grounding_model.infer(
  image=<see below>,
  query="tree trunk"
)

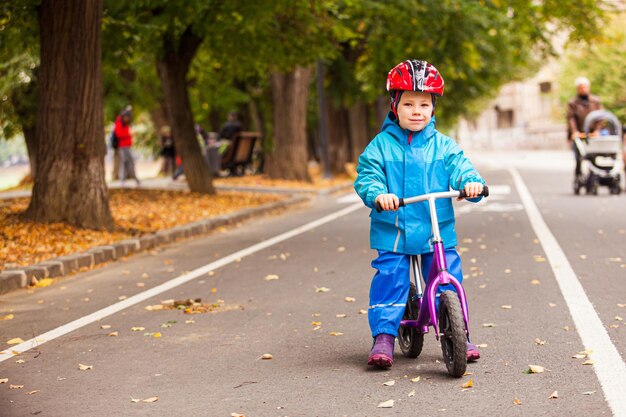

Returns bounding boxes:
[24,0,113,230]
[348,101,370,161]
[11,69,39,180]
[326,99,350,175]
[156,27,214,194]
[375,95,389,129]
[268,66,312,181]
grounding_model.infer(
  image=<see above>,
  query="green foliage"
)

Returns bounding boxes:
[558,12,626,122]
[0,1,39,141]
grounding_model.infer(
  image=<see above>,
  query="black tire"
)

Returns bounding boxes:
[573,177,581,195]
[586,175,598,195]
[398,283,424,358]
[439,291,467,378]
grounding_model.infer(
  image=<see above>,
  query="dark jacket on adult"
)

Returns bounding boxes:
[566,94,602,140]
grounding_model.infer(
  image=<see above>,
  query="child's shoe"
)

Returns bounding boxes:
[367,334,395,367]
[467,342,480,362]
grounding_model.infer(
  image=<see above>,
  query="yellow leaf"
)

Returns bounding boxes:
[482,323,496,328]
[462,379,473,388]
[108,332,118,337]
[0,314,14,321]
[336,314,347,318]
[311,321,322,326]
[383,380,395,386]
[315,287,330,293]
[411,376,421,382]
[329,332,344,336]
[10,384,24,389]
[535,338,546,345]
[528,365,544,373]
[344,297,356,302]
[513,398,522,405]
[7,338,24,345]
[260,353,273,360]
[152,333,161,338]
[100,325,111,329]
[264,274,279,281]
[0,378,8,384]
[78,364,93,371]
[337,246,346,252]
[142,396,159,403]
[531,279,541,285]
[501,305,512,309]
[582,359,595,365]
[26,390,40,395]
[131,327,145,332]
[35,278,54,288]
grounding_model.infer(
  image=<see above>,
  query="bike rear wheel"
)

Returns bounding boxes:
[398,282,424,358]
[439,290,467,377]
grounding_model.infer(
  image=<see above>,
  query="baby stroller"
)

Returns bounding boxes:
[573,109,623,195]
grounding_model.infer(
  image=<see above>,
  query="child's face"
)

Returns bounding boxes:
[397,90,433,132]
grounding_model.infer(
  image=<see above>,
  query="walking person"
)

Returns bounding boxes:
[115,106,140,186]
[566,76,603,179]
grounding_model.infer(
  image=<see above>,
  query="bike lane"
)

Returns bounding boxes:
[0,165,615,416]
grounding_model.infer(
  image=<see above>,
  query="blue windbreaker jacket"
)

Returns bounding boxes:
[354,112,484,255]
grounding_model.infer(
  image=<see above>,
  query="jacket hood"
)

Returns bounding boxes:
[381,111,436,143]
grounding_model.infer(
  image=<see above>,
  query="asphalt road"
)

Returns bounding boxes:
[1,151,625,417]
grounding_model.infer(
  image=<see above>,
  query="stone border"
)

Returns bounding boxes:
[0,195,310,295]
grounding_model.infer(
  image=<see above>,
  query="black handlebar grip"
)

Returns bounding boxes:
[459,185,489,199]
[376,198,405,213]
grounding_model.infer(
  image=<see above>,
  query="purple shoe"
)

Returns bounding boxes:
[368,334,395,368]
[467,342,480,362]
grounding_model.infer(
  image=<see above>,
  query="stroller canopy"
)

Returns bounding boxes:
[583,109,622,135]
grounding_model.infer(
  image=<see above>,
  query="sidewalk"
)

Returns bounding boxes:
[0,174,354,295]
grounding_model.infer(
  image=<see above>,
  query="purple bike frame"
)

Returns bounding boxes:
[397,190,474,340]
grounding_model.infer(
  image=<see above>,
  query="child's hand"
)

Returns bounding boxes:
[375,193,400,211]
[458,182,484,200]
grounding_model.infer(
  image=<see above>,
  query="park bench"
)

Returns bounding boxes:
[220,131,262,176]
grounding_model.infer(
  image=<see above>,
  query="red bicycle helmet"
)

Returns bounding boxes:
[386,60,444,95]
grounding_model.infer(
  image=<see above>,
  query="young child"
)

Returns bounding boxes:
[354,60,485,368]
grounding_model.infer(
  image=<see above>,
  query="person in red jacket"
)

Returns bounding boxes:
[115,106,140,186]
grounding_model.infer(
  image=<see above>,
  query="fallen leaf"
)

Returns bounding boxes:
[344,297,356,302]
[315,287,330,293]
[462,379,473,388]
[145,304,164,311]
[100,325,111,330]
[582,359,595,365]
[329,332,344,336]
[549,303,557,307]
[337,246,346,252]
[513,398,522,405]
[0,314,14,321]
[383,380,395,386]
[35,278,54,288]
[408,390,415,397]
[527,365,544,373]
[582,390,596,395]
[26,390,40,395]
[136,283,145,288]
[534,255,546,262]
[501,305,512,309]
[231,413,245,417]
[335,314,347,318]
[260,354,273,360]
[16,359,24,364]
[482,323,496,328]
[264,274,279,281]
[108,332,118,337]
[7,338,24,345]
[131,327,145,332]
[504,269,511,274]
[476,343,488,348]
[131,398,141,403]
[142,396,159,403]
[615,316,623,321]
[0,378,8,384]
[535,338,546,345]
[531,279,541,285]
[311,321,322,326]
[377,399,394,408]
[78,364,93,371]
[411,376,421,382]
[548,390,558,399]
[10,384,24,389]
[358,309,367,315]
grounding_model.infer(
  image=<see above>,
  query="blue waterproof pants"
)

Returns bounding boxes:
[368,249,464,337]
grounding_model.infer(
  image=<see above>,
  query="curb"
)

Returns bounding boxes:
[0,194,311,296]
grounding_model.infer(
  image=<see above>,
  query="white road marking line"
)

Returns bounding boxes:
[510,167,626,416]
[0,202,364,363]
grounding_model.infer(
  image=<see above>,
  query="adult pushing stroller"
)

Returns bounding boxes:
[573,109,623,195]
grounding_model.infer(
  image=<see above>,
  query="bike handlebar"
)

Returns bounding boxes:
[375,186,489,213]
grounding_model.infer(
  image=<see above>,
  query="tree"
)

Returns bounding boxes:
[24,0,113,230]
[558,11,626,122]
[0,1,40,180]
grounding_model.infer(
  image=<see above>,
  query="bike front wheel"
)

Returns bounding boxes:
[439,290,467,377]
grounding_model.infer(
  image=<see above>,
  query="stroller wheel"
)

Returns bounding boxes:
[586,175,598,195]
[573,178,581,195]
